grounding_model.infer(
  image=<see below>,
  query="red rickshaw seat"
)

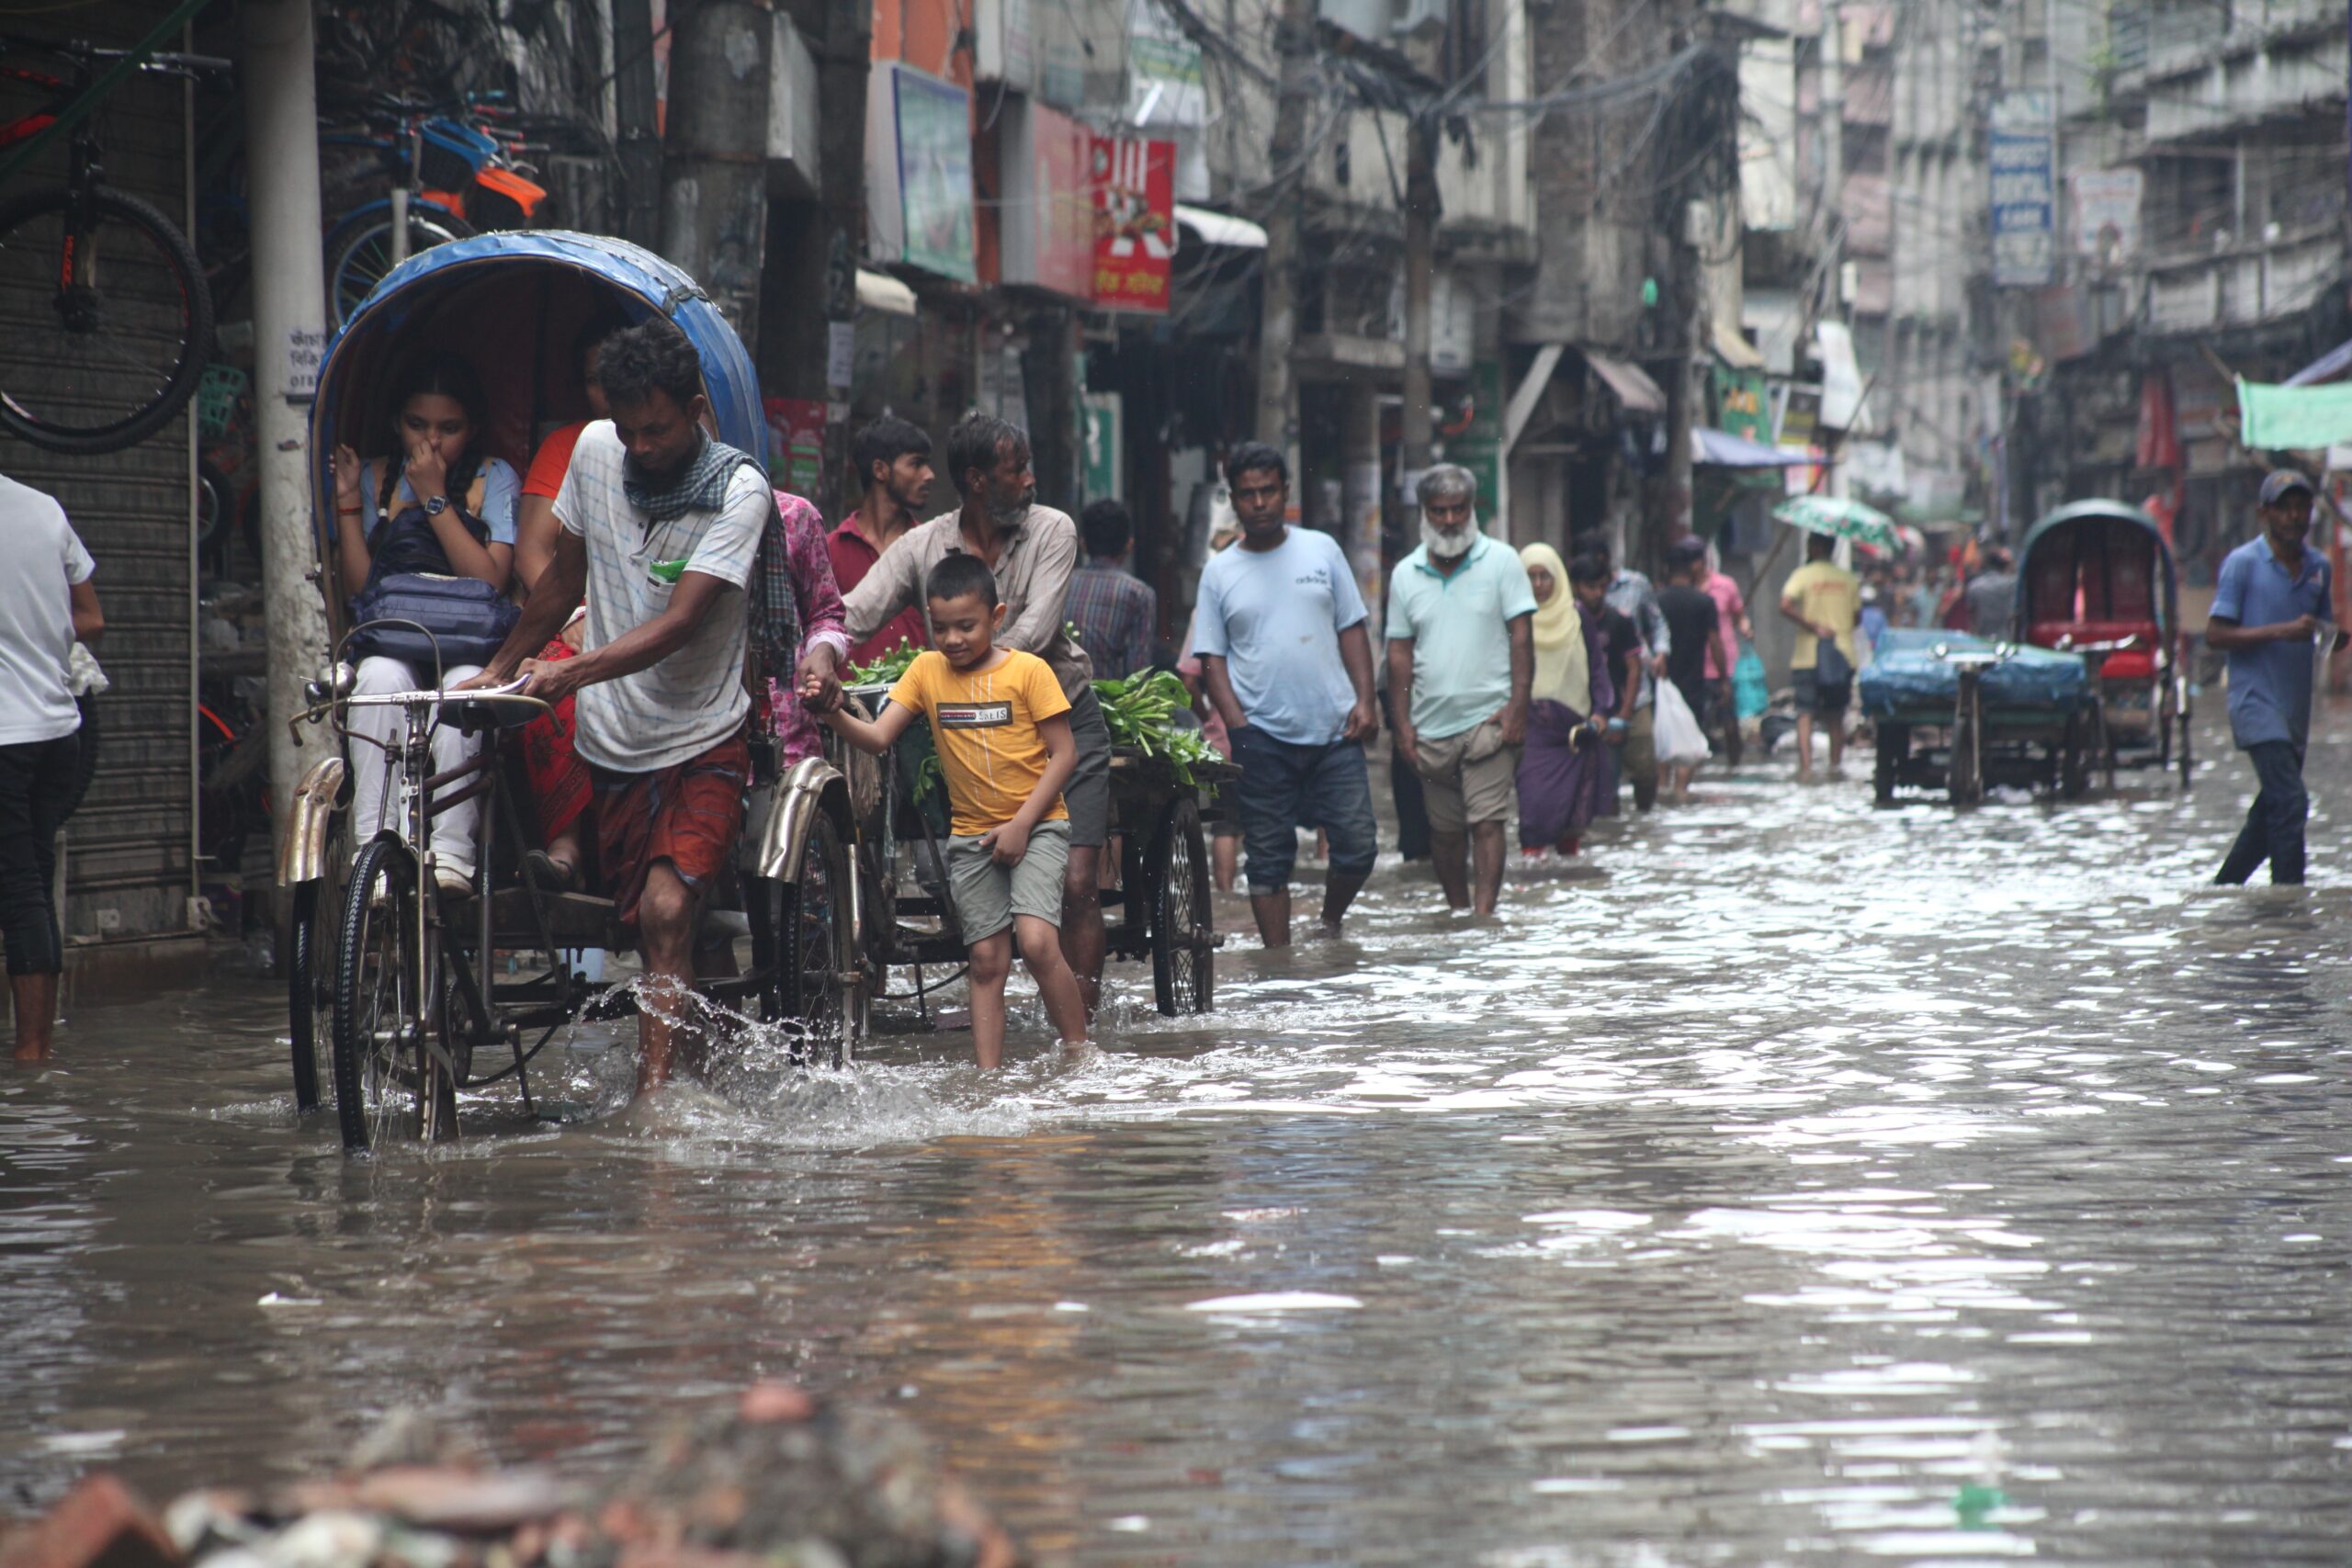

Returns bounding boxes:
[2028,619,2158,679]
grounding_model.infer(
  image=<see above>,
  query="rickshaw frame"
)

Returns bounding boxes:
[2013,499,2193,788]
[271,231,860,1151]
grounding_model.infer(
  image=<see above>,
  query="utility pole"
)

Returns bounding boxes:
[241,0,333,919]
[612,0,662,248]
[1400,116,1438,502]
[661,1,772,346]
[1255,0,1317,453]
[1816,0,1845,499]
[816,0,871,518]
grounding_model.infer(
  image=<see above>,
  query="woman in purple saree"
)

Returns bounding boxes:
[1515,543,1614,854]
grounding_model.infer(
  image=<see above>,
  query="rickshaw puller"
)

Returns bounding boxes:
[469,319,843,1092]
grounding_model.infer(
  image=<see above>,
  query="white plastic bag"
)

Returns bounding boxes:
[1652,679,1710,766]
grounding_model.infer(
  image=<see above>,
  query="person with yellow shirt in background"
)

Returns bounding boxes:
[1777,532,1861,782]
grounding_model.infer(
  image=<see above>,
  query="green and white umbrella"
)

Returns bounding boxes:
[1772,493,1899,552]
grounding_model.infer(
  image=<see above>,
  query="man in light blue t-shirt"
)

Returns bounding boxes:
[1193,443,1379,947]
[1386,464,1535,917]
[2209,469,2342,886]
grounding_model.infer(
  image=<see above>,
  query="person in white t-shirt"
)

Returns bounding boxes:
[0,476,103,1062]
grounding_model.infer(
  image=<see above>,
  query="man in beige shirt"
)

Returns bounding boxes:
[838,413,1113,1010]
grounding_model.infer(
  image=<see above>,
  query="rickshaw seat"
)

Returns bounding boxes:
[2028,619,2158,679]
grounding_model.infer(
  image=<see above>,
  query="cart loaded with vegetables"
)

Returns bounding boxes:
[830,641,1234,1021]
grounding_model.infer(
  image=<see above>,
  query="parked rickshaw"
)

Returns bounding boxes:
[275,231,858,1151]
[1861,629,2098,805]
[831,681,1229,1025]
[2014,500,2192,787]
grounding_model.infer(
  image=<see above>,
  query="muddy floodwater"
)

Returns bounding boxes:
[9,713,2352,1565]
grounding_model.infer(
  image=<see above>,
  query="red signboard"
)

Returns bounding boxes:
[1091,136,1175,314]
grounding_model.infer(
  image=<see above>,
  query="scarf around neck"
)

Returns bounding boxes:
[625,433,754,525]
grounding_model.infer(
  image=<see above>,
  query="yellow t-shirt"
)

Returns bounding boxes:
[1781,559,1861,671]
[888,649,1072,837]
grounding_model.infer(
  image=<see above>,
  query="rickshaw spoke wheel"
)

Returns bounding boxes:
[331,838,433,1151]
[1148,796,1214,1017]
[772,812,857,1066]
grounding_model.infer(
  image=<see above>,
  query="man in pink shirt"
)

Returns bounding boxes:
[1700,543,1751,766]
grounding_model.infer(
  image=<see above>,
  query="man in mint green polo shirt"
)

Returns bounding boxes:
[1386,464,1535,916]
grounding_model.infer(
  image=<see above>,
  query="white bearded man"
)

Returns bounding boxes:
[1385,464,1537,916]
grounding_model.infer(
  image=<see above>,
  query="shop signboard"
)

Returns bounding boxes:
[1001,99,1095,300]
[1991,91,2054,287]
[2072,167,2142,265]
[1091,135,1176,313]
[1082,391,1124,503]
[763,397,828,500]
[866,62,977,284]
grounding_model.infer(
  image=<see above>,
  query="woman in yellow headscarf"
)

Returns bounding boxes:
[1515,543,1612,855]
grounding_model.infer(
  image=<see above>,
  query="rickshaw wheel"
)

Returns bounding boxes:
[287,815,352,1111]
[765,810,860,1066]
[331,838,442,1151]
[1148,795,1214,1017]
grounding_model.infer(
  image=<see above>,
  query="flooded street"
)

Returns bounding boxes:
[10,710,2352,1565]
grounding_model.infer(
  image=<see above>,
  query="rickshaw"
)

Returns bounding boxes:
[2015,500,2193,787]
[831,681,1230,1026]
[275,231,859,1151]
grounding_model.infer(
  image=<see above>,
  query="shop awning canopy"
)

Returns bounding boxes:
[1175,204,1268,249]
[1691,425,1811,468]
[856,268,919,316]
[2287,338,2352,387]
[2239,377,2352,449]
[1580,348,1668,414]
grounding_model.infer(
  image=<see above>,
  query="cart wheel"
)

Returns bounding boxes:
[1873,724,1906,805]
[765,810,862,1066]
[330,837,451,1150]
[1148,796,1214,1017]
[2177,680,2195,787]
[2061,711,2088,800]
[1949,694,1984,807]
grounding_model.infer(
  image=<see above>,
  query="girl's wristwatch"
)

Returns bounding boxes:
[424,494,449,516]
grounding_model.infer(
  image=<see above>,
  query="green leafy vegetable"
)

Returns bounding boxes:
[1094,670,1220,784]
[846,637,921,687]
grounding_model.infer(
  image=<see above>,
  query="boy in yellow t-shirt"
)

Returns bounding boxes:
[811,553,1087,1067]
[1777,532,1861,780]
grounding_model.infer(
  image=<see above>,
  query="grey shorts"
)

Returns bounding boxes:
[1063,681,1111,850]
[1792,666,1850,716]
[1413,716,1521,832]
[946,818,1070,943]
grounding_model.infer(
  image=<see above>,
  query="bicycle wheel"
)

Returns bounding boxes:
[762,811,861,1066]
[324,203,473,329]
[0,184,214,455]
[330,837,452,1150]
[1148,795,1214,1017]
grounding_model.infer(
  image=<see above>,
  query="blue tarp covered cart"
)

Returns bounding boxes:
[1859,629,2096,805]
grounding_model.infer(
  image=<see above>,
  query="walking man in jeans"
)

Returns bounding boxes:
[1193,442,1379,947]
[2211,470,2341,886]
[0,473,103,1061]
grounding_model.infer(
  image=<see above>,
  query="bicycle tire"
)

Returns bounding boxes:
[331,835,435,1151]
[324,202,473,329]
[0,184,214,455]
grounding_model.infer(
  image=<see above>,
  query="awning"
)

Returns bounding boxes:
[2239,377,2352,449]
[2288,337,2352,386]
[1175,204,1268,250]
[1581,349,1667,414]
[1711,319,1765,370]
[1691,425,1812,468]
[856,268,918,317]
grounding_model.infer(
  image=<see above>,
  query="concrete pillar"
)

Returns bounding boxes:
[662,1,772,345]
[240,0,334,905]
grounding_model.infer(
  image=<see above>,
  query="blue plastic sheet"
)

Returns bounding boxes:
[1858,628,2092,717]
